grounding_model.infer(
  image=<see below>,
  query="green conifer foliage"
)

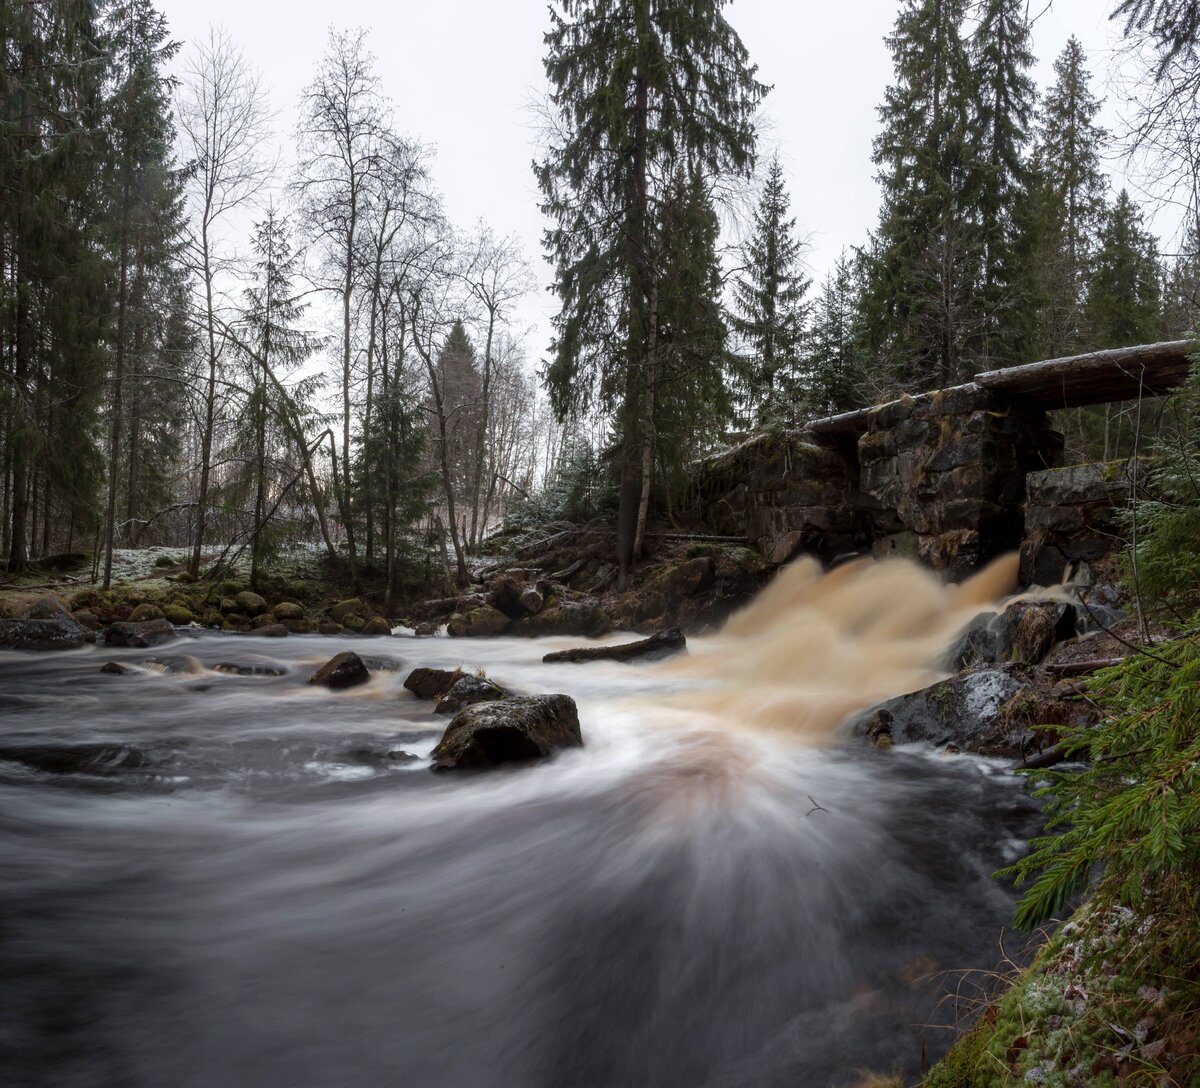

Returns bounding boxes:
[863,0,978,390]
[1027,36,1108,359]
[537,0,767,583]
[1086,190,1162,349]
[969,0,1036,366]
[730,156,810,425]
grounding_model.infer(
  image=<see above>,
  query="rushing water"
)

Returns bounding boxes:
[1,559,1042,1088]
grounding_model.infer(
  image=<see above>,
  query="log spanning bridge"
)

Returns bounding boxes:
[696,341,1197,584]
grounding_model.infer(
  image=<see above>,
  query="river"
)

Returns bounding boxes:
[0,559,1041,1087]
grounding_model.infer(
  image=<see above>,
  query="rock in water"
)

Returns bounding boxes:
[361,616,392,636]
[0,613,87,651]
[542,628,687,664]
[446,605,510,638]
[104,619,177,649]
[948,600,1077,670]
[430,695,582,771]
[855,668,1027,751]
[251,624,289,638]
[309,651,370,689]
[403,667,459,700]
[436,675,509,714]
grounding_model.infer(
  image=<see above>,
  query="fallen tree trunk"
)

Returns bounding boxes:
[542,628,686,665]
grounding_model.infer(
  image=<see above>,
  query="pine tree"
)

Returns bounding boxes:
[1086,190,1162,349]
[863,0,979,390]
[1028,37,1108,359]
[537,0,767,585]
[1161,220,1200,338]
[730,156,810,425]
[969,0,1036,366]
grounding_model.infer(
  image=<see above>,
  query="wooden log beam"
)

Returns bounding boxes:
[975,340,1196,409]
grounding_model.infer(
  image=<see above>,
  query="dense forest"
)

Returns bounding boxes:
[2,0,1197,596]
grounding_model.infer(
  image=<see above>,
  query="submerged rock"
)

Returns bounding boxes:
[0,742,149,775]
[213,662,288,677]
[251,624,289,638]
[100,661,131,675]
[431,694,582,771]
[309,651,370,689]
[542,628,687,664]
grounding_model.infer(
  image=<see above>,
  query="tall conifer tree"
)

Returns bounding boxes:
[730,156,809,425]
[537,0,767,585]
[969,0,1036,365]
[864,0,978,390]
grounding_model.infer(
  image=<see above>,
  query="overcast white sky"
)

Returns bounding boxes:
[158,0,1136,368]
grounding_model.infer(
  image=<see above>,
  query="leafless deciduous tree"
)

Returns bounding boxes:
[177,26,271,577]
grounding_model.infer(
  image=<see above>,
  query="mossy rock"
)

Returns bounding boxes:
[286,580,309,600]
[203,611,224,628]
[129,603,164,622]
[221,581,245,596]
[274,601,304,620]
[219,597,239,614]
[173,571,196,584]
[162,604,194,626]
[250,612,276,628]
[330,598,365,624]
[361,616,392,636]
[342,613,367,631]
[153,555,175,568]
[318,621,344,635]
[72,610,100,630]
[235,590,268,615]
[282,618,318,634]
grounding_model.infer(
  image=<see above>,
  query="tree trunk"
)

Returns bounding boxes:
[190,223,218,578]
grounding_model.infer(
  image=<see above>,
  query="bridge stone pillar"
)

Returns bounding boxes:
[858,384,1061,580]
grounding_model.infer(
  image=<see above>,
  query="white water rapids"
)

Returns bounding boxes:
[0,557,1041,1087]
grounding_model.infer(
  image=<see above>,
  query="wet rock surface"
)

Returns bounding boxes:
[430,694,582,771]
[435,675,510,714]
[403,666,459,701]
[103,618,177,649]
[308,651,371,690]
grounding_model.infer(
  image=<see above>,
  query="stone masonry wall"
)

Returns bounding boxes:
[857,384,1062,579]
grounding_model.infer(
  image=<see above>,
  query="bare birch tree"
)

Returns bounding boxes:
[177,26,271,577]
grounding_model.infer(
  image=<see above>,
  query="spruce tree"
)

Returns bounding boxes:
[1086,189,1162,349]
[99,0,184,587]
[800,251,869,417]
[864,0,979,390]
[1028,36,1108,359]
[537,0,767,585]
[235,209,322,587]
[730,156,809,426]
[969,0,1036,366]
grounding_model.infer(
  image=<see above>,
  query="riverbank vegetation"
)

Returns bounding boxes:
[3,0,1199,599]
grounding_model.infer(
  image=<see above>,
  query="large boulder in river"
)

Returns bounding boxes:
[361,616,392,636]
[431,695,582,771]
[309,650,370,689]
[447,605,510,638]
[104,618,177,648]
[855,668,1028,752]
[948,600,1077,670]
[512,597,611,638]
[543,628,686,664]
[0,611,87,651]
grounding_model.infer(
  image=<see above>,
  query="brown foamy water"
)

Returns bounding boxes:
[665,553,1020,738]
